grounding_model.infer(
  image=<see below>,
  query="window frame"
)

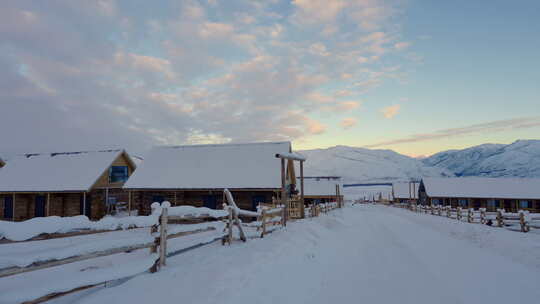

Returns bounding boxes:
[109,166,129,183]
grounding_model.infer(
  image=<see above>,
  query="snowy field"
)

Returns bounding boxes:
[14,204,535,304]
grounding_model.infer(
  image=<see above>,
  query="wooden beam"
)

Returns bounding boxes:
[46,193,50,217]
[0,242,154,278]
[275,152,306,161]
[280,158,287,224]
[82,192,86,216]
[128,191,132,215]
[12,193,15,221]
[300,161,305,218]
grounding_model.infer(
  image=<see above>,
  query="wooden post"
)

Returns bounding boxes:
[105,188,109,214]
[128,191,132,215]
[228,206,233,244]
[12,193,15,221]
[519,211,530,232]
[280,158,287,224]
[261,209,267,237]
[159,207,168,267]
[300,160,305,218]
[82,192,86,217]
[174,191,177,206]
[46,193,50,217]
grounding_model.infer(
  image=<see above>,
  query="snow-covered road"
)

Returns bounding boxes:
[62,205,540,304]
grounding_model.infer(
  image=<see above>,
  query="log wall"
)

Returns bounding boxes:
[131,190,275,215]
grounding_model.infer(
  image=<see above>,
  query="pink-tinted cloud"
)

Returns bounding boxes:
[340,117,358,129]
[381,104,401,119]
[364,116,540,148]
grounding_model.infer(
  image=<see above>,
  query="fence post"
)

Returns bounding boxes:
[228,206,233,244]
[519,211,530,232]
[159,206,168,267]
[261,209,267,237]
[480,208,486,224]
[496,209,504,227]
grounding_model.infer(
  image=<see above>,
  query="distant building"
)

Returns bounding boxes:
[0,150,136,221]
[303,176,341,181]
[123,142,299,214]
[418,177,540,212]
[301,178,342,205]
[392,182,419,204]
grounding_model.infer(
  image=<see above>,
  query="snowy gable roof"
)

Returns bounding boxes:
[302,179,340,196]
[124,142,292,189]
[392,182,419,199]
[421,177,540,199]
[0,150,130,192]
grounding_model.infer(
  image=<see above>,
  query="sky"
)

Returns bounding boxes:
[1,0,539,158]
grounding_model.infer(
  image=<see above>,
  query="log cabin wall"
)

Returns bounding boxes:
[92,152,136,189]
[131,189,276,215]
[424,196,540,213]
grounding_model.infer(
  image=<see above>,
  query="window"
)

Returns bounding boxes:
[487,200,500,208]
[107,196,117,206]
[152,196,165,204]
[109,166,128,183]
[432,199,441,205]
[459,199,468,207]
[519,200,532,209]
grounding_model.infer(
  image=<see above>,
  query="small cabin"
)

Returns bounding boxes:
[123,142,299,214]
[418,177,540,212]
[0,150,136,221]
[301,178,342,205]
[392,182,419,204]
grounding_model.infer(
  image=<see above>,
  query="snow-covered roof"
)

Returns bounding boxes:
[302,179,340,196]
[124,142,292,189]
[421,177,540,199]
[392,182,419,199]
[0,150,133,192]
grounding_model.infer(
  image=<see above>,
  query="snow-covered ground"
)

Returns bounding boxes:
[28,204,540,304]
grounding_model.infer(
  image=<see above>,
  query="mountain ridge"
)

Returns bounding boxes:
[299,139,540,183]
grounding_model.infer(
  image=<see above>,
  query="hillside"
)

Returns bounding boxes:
[423,140,540,178]
[298,140,540,183]
[298,145,453,184]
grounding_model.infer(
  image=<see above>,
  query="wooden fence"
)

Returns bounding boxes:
[406,204,540,233]
[1,189,341,303]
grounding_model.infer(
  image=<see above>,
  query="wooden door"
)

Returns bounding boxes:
[35,195,46,217]
[203,195,217,209]
[4,196,13,219]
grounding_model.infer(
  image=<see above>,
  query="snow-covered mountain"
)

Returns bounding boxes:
[422,140,540,178]
[298,145,453,184]
[298,140,540,183]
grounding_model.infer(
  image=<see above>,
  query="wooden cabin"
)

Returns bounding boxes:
[418,177,540,212]
[302,178,342,205]
[123,142,300,214]
[0,150,137,221]
[392,182,419,204]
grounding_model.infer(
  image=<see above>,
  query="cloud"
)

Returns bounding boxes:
[0,0,410,155]
[394,42,411,50]
[364,116,540,148]
[381,104,401,119]
[305,117,327,135]
[340,117,358,129]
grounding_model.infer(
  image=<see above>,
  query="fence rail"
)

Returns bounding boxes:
[2,190,345,303]
[404,203,540,233]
